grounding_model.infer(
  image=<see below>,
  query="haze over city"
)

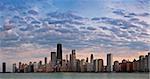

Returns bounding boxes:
[0,0,150,72]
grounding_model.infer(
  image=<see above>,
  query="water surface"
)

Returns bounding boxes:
[0,73,149,79]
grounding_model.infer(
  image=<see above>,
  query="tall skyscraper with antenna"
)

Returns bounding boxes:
[57,43,62,65]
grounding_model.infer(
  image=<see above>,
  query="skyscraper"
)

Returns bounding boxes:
[72,50,76,71]
[98,59,104,72]
[28,62,34,72]
[86,57,89,63]
[90,54,94,72]
[80,59,85,72]
[72,50,76,65]
[69,54,72,71]
[44,57,47,65]
[57,43,62,65]
[76,59,81,72]
[132,59,137,72]
[139,55,144,72]
[33,62,38,72]
[107,53,113,72]
[2,62,6,73]
[51,52,56,67]
[148,52,150,71]
[93,59,98,72]
[144,55,148,72]
[113,61,120,72]
[38,61,42,69]
[121,59,127,72]
[12,63,17,73]
[90,54,94,63]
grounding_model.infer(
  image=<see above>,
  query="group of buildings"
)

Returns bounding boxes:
[1,43,150,73]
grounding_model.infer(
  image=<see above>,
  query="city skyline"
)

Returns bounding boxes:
[0,43,150,72]
[0,0,150,72]
[0,43,149,72]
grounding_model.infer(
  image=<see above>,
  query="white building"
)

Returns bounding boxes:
[94,59,99,72]
[12,63,17,73]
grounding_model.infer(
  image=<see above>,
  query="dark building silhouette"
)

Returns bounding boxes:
[44,57,47,65]
[30,64,34,72]
[57,43,62,65]
[113,61,120,72]
[90,54,94,63]
[38,60,42,69]
[120,59,127,72]
[69,54,72,71]
[86,57,88,63]
[2,62,6,73]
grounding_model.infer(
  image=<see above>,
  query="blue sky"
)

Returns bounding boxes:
[0,0,150,71]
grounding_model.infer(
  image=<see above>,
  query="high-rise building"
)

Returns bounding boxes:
[12,63,17,73]
[28,62,34,72]
[93,59,98,72]
[148,52,150,71]
[139,55,144,72]
[69,54,72,71]
[57,43,62,65]
[86,62,91,72]
[72,50,76,62]
[61,60,67,72]
[126,61,133,72]
[107,53,113,72]
[76,59,81,72]
[132,59,137,72]
[72,50,76,71]
[144,55,148,72]
[2,62,6,73]
[38,61,42,69]
[44,57,47,65]
[90,54,94,63]
[24,64,28,73]
[121,59,127,72]
[90,54,94,72]
[98,59,104,72]
[51,52,56,67]
[113,61,119,72]
[19,62,21,72]
[80,59,85,72]
[86,62,94,72]
[86,57,89,63]
[33,62,38,72]
[136,60,140,71]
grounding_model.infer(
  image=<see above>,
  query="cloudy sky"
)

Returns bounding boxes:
[0,0,150,71]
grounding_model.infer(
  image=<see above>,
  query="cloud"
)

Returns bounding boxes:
[87,27,96,30]
[0,10,149,52]
[112,9,126,16]
[28,9,39,15]
[112,9,150,18]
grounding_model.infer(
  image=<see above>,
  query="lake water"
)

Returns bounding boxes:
[0,73,149,79]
